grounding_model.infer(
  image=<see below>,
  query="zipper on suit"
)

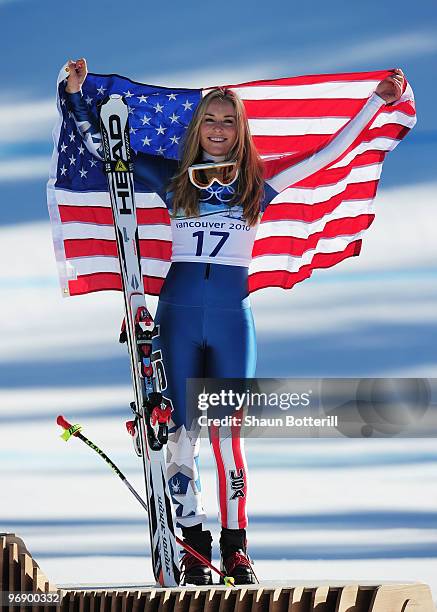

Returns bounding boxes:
[204,263,210,279]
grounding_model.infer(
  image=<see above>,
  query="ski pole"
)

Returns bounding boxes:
[56,415,235,586]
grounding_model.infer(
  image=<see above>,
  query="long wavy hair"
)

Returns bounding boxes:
[169,88,264,227]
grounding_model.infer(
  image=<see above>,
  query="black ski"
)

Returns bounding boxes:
[99,94,180,586]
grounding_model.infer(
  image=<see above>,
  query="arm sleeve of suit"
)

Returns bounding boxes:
[265,92,385,193]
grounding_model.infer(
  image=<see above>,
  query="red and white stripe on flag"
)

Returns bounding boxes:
[51,189,172,296]
[233,70,416,292]
[51,69,415,297]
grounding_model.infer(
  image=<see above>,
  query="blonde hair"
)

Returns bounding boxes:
[169,88,264,227]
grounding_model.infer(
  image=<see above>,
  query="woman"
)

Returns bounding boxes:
[65,59,404,585]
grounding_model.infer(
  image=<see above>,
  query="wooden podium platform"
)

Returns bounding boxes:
[1,534,435,611]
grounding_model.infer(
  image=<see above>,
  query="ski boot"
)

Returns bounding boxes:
[180,526,213,586]
[220,527,256,585]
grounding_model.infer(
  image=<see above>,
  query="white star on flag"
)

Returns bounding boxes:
[96,86,107,95]
[156,146,166,155]
[182,100,194,111]
[166,93,177,100]
[123,90,134,98]
[156,125,166,135]
[69,131,76,142]
[60,143,67,153]
[78,144,85,155]
[141,136,151,146]
[69,155,76,165]
[85,96,93,105]
[79,168,88,178]
[60,165,67,176]
[141,115,151,125]
[137,94,148,103]
[169,112,180,124]
[170,135,180,144]
[154,102,164,113]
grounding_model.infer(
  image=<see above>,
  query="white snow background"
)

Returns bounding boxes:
[0,0,436,604]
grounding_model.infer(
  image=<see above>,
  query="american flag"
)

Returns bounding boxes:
[47,66,416,297]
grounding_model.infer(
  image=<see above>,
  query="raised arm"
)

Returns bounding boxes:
[65,59,103,159]
[64,58,178,198]
[266,69,405,193]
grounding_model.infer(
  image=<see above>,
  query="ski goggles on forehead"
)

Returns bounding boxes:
[188,161,239,189]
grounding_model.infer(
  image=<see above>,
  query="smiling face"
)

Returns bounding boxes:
[199,98,238,158]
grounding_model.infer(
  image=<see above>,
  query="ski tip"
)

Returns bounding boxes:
[224,576,235,588]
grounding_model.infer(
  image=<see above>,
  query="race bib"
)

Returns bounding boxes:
[171,214,258,267]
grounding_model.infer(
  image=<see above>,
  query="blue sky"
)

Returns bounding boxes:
[1,0,436,102]
[1,0,436,227]
[1,0,436,225]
